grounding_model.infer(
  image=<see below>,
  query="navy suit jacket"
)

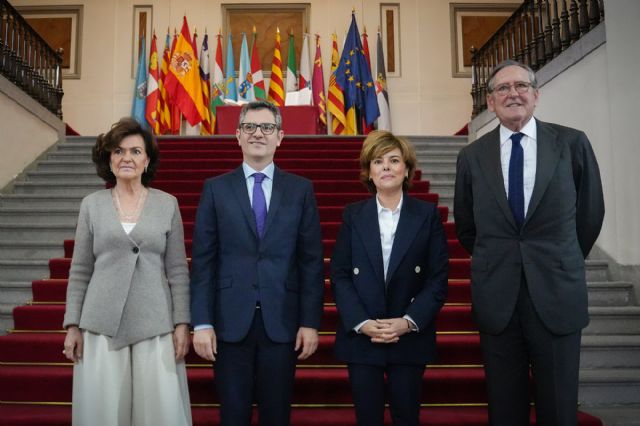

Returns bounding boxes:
[330,195,449,366]
[454,119,604,335]
[190,166,324,343]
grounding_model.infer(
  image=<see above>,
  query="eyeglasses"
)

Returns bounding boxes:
[239,122,278,135]
[492,82,533,96]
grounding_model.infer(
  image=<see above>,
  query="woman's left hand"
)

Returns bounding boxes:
[173,323,190,361]
[370,318,412,344]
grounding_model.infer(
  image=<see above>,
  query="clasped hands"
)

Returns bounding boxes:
[360,318,411,344]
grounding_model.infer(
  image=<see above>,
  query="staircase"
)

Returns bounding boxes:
[0,134,632,424]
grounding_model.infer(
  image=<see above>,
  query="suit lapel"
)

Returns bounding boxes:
[385,196,423,285]
[229,166,259,239]
[525,120,561,224]
[477,127,518,229]
[263,167,284,237]
[352,198,385,285]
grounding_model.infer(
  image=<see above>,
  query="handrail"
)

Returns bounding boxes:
[470,0,603,118]
[0,0,64,119]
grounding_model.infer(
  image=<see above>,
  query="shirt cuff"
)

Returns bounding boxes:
[353,319,370,333]
[403,315,419,332]
[194,324,214,331]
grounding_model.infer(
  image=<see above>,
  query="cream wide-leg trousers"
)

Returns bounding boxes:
[72,330,192,426]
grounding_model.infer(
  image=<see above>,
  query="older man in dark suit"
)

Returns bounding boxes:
[190,101,324,426]
[454,60,604,425]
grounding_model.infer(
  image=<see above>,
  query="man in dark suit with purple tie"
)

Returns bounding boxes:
[454,60,604,425]
[190,101,324,426]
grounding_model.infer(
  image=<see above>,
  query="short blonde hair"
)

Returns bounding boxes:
[359,131,417,194]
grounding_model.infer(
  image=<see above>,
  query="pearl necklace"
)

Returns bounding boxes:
[113,187,146,222]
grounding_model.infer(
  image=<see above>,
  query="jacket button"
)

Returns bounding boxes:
[132,247,139,254]
[415,266,421,273]
[353,267,359,275]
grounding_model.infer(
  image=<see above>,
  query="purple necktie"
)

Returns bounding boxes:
[508,132,525,229]
[252,173,267,238]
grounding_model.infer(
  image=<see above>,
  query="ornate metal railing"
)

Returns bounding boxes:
[1,0,64,118]
[471,0,603,117]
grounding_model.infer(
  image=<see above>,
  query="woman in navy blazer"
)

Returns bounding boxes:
[330,131,449,426]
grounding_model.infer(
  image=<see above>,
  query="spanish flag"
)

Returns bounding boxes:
[164,16,207,126]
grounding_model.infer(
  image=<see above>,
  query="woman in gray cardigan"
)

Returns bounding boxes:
[62,118,192,425]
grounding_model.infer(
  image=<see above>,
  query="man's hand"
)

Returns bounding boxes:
[193,328,217,361]
[173,323,191,361]
[295,327,319,360]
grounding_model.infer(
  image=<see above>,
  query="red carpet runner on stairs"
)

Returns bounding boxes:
[0,136,601,425]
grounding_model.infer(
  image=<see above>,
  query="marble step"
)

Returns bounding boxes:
[587,281,636,307]
[0,208,80,225]
[0,281,33,305]
[0,194,84,209]
[579,368,640,406]
[584,307,640,335]
[12,181,103,196]
[0,240,65,260]
[0,259,49,282]
[580,335,640,369]
[0,223,76,242]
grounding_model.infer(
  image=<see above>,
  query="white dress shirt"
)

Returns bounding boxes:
[377,194,403,280]
[499,117,537,216]
[242,162,275,209]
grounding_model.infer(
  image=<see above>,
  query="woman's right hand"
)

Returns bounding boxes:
[63,326,84,363]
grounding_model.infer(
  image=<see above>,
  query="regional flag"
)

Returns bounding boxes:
[327,32,346,135]
[361,28,374,134]
[267,28,285,106]
[164,17,207,126]
[199,33,213,135]
[335,13,379,133]
[224,34,238,101]
[158,31,172,134]
[145,34,160,134]
[299,33,311,91]
[238,33,255,102]
[375,31,391,131]
[251,27,266,100]
[311,34,327,130]
[210,32,225,133]
[131,36,148,129]
[285,32,298,94]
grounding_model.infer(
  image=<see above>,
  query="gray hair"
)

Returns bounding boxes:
[487,60,538,93]
[238,101,282,129]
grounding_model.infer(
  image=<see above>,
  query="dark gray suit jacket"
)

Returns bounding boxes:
[454,119,604,335]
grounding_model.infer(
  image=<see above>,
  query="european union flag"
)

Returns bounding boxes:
[335,13,379,133]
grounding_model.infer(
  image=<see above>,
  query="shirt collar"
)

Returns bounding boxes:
[499,116,537,147]
[376,193,403,215]
[242,162,275,180]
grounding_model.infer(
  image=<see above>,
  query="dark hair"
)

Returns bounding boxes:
[486,59,538,93]
[238,100,283,129]
[359,131,417,194]
[92,117,159,186]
